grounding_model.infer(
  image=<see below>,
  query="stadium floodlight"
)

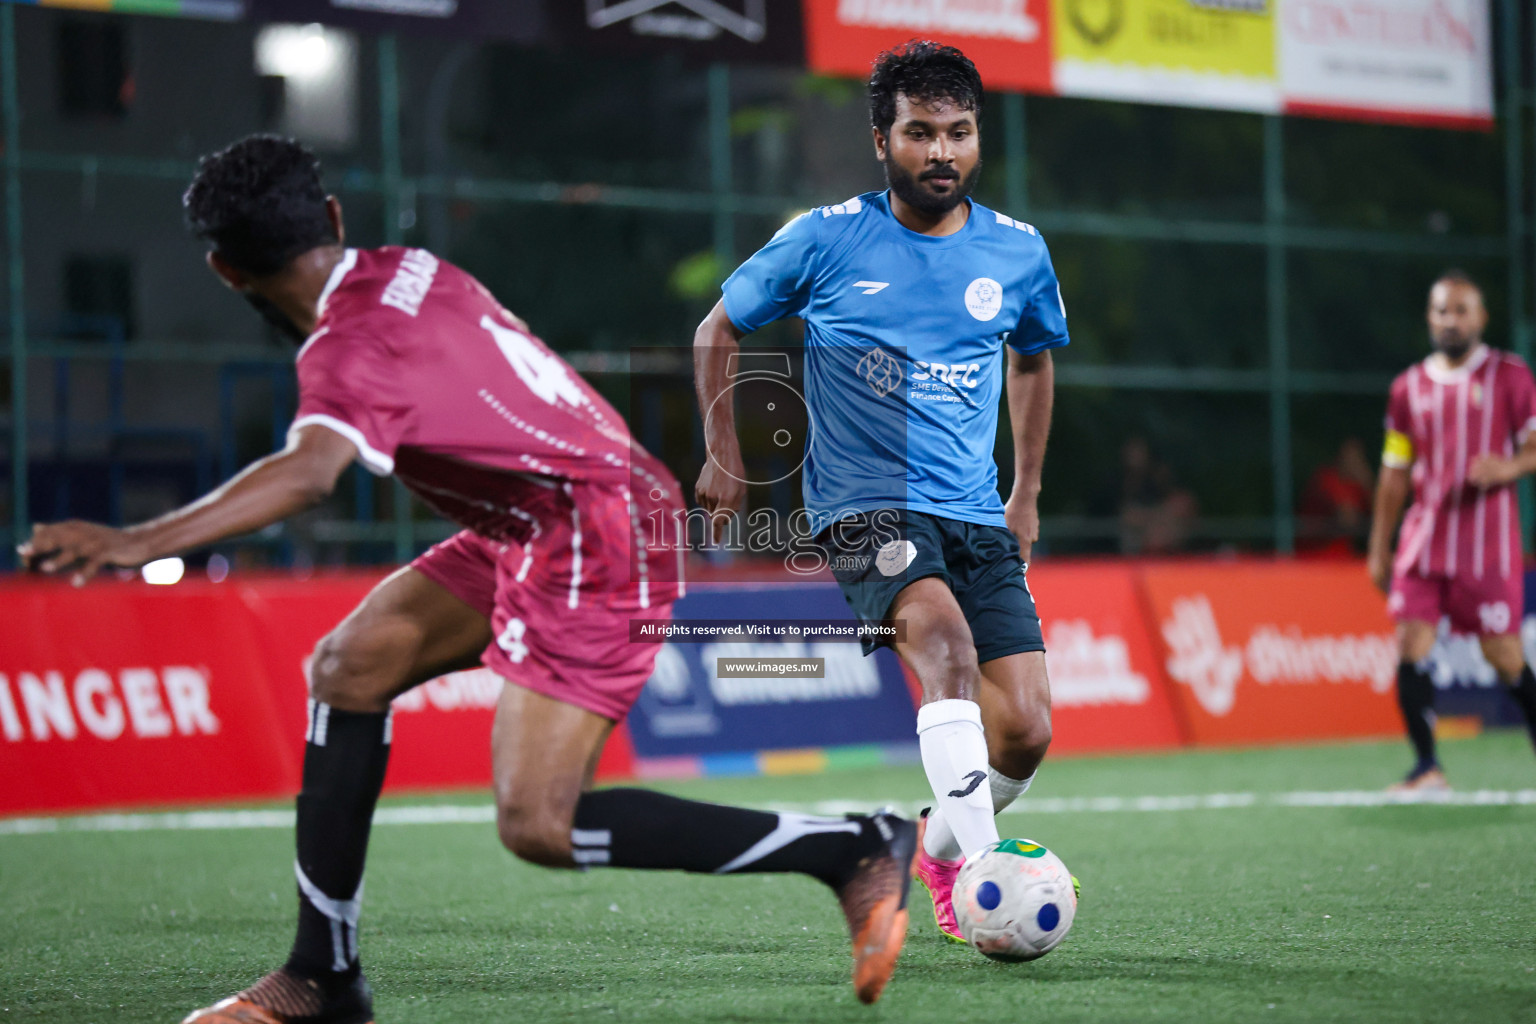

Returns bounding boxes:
[141,557,185,586]
[255,24,336,82]
[252,23,358,149]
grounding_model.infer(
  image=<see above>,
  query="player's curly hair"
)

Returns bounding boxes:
[868,40,984,136]
[183,135,337,277]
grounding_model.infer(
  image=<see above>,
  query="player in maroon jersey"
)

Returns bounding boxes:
[1367,270,1536,791]
[18,136,916,1021]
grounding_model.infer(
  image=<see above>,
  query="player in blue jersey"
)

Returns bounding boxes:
[693,41,1069,943]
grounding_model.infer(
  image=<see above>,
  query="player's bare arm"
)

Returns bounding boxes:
[1004,348,1054,565]
[19,424,357,586]
[692,299,748,541]
[1467,431,1536,488]
[1366,463,1411,593]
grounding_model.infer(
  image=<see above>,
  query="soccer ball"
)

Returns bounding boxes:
[954,838,1077,962]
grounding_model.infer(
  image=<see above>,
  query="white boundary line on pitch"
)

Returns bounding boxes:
[2,788,1534,837]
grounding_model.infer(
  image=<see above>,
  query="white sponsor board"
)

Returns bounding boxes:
[1280,0,1493,125]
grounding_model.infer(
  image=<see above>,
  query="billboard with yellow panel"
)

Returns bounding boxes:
[1053,0,1280,112]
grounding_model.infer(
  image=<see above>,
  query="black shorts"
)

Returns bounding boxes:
[817,508,1045,662]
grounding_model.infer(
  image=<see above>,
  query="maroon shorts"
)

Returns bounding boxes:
[1387,568,1523,635]
[411,492,678,720]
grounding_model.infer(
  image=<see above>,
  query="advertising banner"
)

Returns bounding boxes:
[549,1,804,66]
[1141,562,1401,745]
[627,583,919,761]
[0,579,301,816]
[802,0,1055,94]
[1032,563,1185,752]
[1278,0,1493,129]
[0,574,630,816]
[1052,0,1279,112]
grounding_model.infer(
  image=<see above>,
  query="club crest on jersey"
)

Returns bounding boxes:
[964,277,1004,322]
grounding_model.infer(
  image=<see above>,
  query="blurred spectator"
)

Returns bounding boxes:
[1297,437,1374,557]
[1117,436,1199,554]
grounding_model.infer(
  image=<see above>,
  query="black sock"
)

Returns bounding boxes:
[285,702,392,981]
[572,788,885,890]
[1509,666,1536,753]
[1396,661,1438,773]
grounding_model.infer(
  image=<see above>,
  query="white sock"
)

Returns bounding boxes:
[916,700,999,861]
[923,768,1035,861]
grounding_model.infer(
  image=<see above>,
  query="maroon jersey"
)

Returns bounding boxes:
[290,247,682,600]
[1383,344,1536,581]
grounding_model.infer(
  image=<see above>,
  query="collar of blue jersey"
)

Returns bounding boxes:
[876,191,981,248]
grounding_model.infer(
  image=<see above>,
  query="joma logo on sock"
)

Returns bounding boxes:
[948,770,987,798]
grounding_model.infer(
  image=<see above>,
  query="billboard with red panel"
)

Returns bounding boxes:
[0,578,301,814]
[1032,562,1184,753]
[0,575,635,817]
[1139,562,1401,746]
[802,0,1055,94]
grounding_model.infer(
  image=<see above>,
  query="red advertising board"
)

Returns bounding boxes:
[1139,562,1402,746]
[0,574,632,816]
[1031,563,1184,753]
[1,560,1415,817]
[802,0,1054,94]
[0,578,301,814]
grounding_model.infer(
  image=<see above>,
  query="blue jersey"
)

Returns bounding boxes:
[721,190,1069,532]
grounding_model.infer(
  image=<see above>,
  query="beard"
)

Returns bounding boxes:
[1431,328,1475,361]
[243,290,307,345]
[884,156,982,218]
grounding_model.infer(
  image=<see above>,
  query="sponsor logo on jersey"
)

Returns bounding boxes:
[912,361,982,387]
[853,280,889,295]
[964,277,1005,322]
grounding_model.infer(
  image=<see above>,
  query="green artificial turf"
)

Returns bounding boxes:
[3,732,1534,1023]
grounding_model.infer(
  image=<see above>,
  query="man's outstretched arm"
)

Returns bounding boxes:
[1004,348,1055,566]
[693,299,748,542]
[19,424,360,585]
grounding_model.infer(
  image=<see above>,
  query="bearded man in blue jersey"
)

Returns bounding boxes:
[693,40,1070,943]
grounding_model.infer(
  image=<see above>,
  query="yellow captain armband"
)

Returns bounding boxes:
[1382,429,1414,469]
